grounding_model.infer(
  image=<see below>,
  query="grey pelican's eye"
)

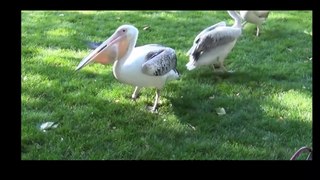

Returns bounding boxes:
[122,29,126,32]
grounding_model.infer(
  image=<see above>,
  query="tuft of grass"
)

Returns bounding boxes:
[22,11,312,160]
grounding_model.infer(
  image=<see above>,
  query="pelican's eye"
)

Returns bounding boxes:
[122,29,126,32]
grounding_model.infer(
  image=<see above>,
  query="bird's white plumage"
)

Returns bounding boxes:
[240,11,270,36]
[186,38,237,70]
[113,45,179,89]
[186,21,227,56]
[186,11,242,72]
[76,24,179,112]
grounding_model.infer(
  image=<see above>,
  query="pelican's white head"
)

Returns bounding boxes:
[75,24,139,71]
[116,24,139,44]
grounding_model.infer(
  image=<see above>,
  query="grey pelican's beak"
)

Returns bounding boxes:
[75,31,127,71]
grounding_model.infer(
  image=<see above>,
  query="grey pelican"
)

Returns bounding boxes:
[239,11,270,36]
[186,11,242,73]
[76,25,180,112]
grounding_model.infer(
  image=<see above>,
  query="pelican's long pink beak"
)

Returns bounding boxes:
[75,31,126,71]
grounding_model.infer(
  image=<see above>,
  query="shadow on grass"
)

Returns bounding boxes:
[167,71,312,159]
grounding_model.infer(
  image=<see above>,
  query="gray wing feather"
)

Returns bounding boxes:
[193,21,227,44]
[199,32,236,50]
[142,48,177,76]
[187,21,226,55]
[86,41,102,50]
[192,27,241,61]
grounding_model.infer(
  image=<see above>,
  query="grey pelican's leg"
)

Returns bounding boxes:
[147,89,160,113]
[213,65,225,73]
[213,57,228,73]
[212,64,218,71]
[132,86,141,100]
[241,21,247,28]
[220,65,228,73]
[256,26,260,36]
[213,57,234,73]
[212,57,221,72]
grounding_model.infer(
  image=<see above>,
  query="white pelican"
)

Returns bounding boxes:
[186,11,242,73]
[76,25,180,112]
[239,11,270,36]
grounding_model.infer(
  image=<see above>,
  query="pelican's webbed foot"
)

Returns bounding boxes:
[146,105,158,113]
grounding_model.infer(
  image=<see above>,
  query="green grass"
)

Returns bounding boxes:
[21,11,312,160]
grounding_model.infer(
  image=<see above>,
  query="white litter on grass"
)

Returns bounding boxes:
[209,95,215,100]
[215,108,226,116]
[143,25,150,31]
[187,123,196,131]
[303,30,312,36]
[39,122,59,132]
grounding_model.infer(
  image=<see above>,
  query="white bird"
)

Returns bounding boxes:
[186,11,242,73]
[76,25,180,112]
[239,11,270,36]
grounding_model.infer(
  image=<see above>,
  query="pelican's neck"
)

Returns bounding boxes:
[228,11,242,28]
[113,34,138,79]
[118,36,137,63]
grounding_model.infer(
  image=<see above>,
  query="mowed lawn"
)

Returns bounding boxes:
[21,11,312,160]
